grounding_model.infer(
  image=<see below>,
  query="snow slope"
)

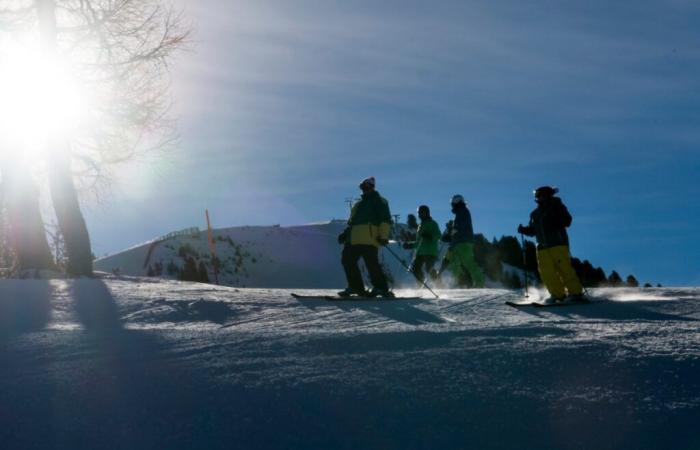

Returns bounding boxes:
[94,222,444,288]
[1,277,699,449]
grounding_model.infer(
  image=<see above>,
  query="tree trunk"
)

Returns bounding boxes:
[37,0,93,276]
[0,163,56,271]
[47,149,93,276]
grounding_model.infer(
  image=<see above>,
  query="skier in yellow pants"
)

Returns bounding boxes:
[518,186,584,303]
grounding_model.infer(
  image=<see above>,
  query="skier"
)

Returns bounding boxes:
[402,205,441,285]
[518,186,584,303]
[399,214,418,244]
[440,195,485,288]
[406,214,419,235]
[337,177,394,298]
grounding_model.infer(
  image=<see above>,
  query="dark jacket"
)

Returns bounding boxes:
[346,190,392,247]
[447,203,474,248]
[520,197,572,249]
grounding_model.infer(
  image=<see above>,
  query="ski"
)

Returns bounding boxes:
[323,295,422,301]
[505,301,541,307]
[506,298,602,308]
[291,293,329,300]
[532,299,592,308]
[291,293,422,301]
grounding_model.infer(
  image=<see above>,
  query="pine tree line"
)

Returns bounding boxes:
[472,234,653,289]
[147,236,255,284]
[147,256,210,283]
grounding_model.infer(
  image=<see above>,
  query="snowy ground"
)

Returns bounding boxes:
[1,276,700,449]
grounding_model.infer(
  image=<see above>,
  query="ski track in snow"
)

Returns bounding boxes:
[1,277,700,449]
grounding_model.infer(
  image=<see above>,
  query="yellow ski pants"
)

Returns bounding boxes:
[536,245,583,299]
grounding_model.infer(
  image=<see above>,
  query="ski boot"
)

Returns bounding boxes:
[337,287,370,298]
[542,296,565,305]
[369,288,395,299]
[565,293,589,303]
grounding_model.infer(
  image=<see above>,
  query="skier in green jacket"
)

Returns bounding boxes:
[403,205,441,285]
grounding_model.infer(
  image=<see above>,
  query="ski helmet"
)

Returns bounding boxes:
[533,186,558,199]
[417,205,430,215]
[451,194,465,206]
[359,176,375,190]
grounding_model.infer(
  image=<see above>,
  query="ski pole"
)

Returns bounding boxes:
[520,233,529,299]
[388,240,409,266]
[437,241,446,259]
[408,235,423,272]
[384,244,440,299]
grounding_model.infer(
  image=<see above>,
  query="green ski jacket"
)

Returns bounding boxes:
[415,218,441,257]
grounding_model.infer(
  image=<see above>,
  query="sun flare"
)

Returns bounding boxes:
[0,37,90,160]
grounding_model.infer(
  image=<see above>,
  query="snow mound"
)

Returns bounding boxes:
[95,222,435,288]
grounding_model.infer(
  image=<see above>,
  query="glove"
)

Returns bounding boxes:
[377,237,389,246]
[338,229,349,244]
[517,224,526,234]
[402,242,415,250]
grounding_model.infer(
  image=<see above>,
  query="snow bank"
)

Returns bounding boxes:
[95,222,435,288]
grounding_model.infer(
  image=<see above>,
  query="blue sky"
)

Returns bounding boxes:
[86,0,700,285]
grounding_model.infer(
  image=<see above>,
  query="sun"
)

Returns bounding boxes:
[0,36,89,161]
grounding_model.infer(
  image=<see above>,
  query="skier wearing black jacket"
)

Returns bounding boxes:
[440,195,485,288]
[518,186,584,302]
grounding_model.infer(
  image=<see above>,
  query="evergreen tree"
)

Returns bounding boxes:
[502,271,522,289]
[197,261,210,283]
[473,234,502,282]
[590,262,607,286]
[571,258,608,287]
[179,256,198,282]
[594,267,607,285]
[178,243,199,258]
[211,256,221,275]
[608,271,623,286]
[571,257,584,283]
[496,236,522,268]
[166,260,179,277]
[523,240,539,279]
[626,275,639,287]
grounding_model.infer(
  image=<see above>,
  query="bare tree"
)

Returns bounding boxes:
[0,4,58,275]
[1,0,190,276]
[0,162,56,273]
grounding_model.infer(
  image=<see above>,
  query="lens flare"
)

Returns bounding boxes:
[0,38,89,161]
